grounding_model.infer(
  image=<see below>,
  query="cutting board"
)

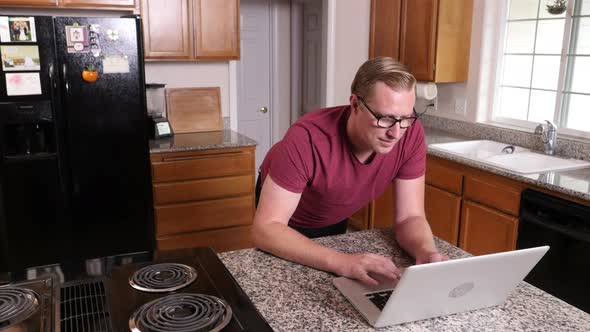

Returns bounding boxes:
[166,87,223,133]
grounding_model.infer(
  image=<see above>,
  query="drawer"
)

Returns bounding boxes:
[157,225,254,253]
[152,150,253,183]
[155,195,254,236]
[153,175,253,205]
[425,156,463,195]
[463,173,523,216]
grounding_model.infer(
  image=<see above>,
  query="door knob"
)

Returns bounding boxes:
[259,106,269,114]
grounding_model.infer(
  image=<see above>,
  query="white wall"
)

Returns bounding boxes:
[144,62,231,118]
[324,0,370,107]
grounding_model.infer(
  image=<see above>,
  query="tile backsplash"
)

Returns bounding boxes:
[420,114,590,161]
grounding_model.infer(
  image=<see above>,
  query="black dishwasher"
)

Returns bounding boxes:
[517,189,590,313]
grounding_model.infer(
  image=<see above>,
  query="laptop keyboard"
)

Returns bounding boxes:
[365,290,393,310]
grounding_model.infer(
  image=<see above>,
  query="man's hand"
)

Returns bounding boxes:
[415,251,449,265]
[337,253,401,286]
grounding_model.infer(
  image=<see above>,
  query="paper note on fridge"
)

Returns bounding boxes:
[103,55,129,74]
[5,72,42,96]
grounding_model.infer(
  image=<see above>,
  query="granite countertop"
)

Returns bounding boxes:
[149,130,257,153]
[424,127,590,202]
[219,229,590,331]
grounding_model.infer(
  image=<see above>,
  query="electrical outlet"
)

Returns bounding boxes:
[454,98,467,116]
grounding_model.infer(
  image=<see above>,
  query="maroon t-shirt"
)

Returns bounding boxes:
[260,105,426,229]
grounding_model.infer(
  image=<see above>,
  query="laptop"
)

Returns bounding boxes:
[333,246,549,327]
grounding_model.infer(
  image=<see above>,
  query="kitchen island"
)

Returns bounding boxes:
[219,229,590,331]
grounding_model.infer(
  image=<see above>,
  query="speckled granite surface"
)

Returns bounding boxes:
[149,130,256,153]
[219,229,590,331]
[424,127,590,202]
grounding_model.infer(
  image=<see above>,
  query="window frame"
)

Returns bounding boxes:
[491,0,590,139]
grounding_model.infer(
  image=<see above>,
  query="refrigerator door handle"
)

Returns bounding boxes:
[62,64,70,96]
[49,63,55,88]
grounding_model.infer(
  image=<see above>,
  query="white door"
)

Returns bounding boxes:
[238,0,272,172]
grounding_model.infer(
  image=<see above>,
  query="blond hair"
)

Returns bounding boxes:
[350,57,416,99]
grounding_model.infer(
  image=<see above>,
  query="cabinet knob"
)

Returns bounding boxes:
[259,106,269,114]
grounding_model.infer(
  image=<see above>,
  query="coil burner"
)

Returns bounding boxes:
[129,293,232,332]
[129,263,197,292]
[0,287,40,330]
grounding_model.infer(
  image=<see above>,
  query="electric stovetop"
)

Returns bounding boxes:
[0,247,272,332]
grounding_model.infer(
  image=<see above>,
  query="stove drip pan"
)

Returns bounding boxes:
[0,287,40,329]
[129,293,232,332]
[129,263,197,292]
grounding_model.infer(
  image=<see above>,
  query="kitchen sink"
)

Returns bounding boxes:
[429,140,590,174]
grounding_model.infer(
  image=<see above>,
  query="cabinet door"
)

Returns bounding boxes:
[434,0,473,82]
[459,201,518,256]
[60,0,135,8]
[369,0,402,59]
[372,183,394,229]
[194,0,240,60]
[141,0,193,59]
[349,206,370,231]
[399,0,438,81]
[0,0,56,5]
[425,184,461,246]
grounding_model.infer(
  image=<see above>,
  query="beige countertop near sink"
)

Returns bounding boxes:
[425,127,590,202]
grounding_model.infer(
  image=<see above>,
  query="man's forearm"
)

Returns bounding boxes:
[394,216,438,259]
[252,222,347,275]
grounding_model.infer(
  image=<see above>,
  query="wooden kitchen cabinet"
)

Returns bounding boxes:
[150,146,255,253]
[369,0,473,82]
[359,155,529,255]
[194,0,240,60]
[60,0,135,8]
[369,0,402,60]
[425,184,461,246]
[459,201,518,256]
[141,0,193,60]
[0,0,137,10]
[141,0,239,61]
[349,184,394,231]
[0,0,57,5]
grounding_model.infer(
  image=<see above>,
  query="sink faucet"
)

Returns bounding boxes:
[534,120,558,155]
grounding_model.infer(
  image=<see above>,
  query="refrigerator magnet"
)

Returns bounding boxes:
[66,24,89,53]
[82,65,99,83]
[106,29,119,41]
[89,24,101,57]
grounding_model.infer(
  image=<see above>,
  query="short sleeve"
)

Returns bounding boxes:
[261,125,314,193]
[396,121,426,180]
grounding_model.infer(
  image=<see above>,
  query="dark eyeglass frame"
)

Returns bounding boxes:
[357,96,419,129]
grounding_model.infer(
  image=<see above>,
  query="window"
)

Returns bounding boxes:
[494,0,590,137]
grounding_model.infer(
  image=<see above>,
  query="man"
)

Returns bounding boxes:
[252,57,447,286]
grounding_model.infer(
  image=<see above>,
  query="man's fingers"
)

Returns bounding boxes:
[358,272,379,286]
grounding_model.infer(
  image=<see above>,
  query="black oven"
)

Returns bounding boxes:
[517,189,590,313]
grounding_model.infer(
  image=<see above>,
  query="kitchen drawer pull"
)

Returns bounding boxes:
[162,152,244,162]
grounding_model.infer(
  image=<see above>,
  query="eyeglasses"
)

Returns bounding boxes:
[357,96,419,129]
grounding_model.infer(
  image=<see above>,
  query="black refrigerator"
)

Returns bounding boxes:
[0,15,154,272]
